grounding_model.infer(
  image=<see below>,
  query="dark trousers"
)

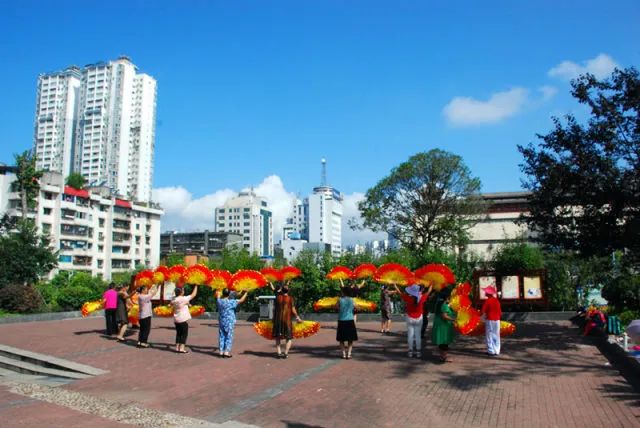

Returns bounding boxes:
[420,314,429,339]
[175,321,189,345]
[138,317,151,344]
[105,309,117,335]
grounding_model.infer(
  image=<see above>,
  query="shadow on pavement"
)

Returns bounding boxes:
[598,380,640,408]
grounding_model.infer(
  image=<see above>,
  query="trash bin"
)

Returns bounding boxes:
[257,295,276,320]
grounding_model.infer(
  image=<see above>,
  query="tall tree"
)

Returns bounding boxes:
[518,68,640,266]
[0,215,58,288]
[13,150,43,219]
[354,149,486,253]
[65,173,86,189]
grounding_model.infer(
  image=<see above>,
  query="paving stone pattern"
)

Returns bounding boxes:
[0,317,638,427]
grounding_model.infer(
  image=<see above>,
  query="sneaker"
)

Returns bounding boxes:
[408,351,414,358]
[415,352,422,359]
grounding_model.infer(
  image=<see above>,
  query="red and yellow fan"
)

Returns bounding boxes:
[353,298,377,312]
[189,305,206,318]
[168,265,186,286]
[81,300,104,317]
[153,305,173,317]
[452,282,472,297]
[134,270,154,288]
[261,267,283,283]
[354,263,377,279]
[231,270,267,292]
[153,266,170,285]
[449,294,472,312]
[209,269,232,290]
[280,266,302,281]
[128,305,139,326]
[467,320,516,337]
[182,264,212,285]
[313,297,339,311]
[414,264,456,291]
[455,307,482,335]
[374,263,414,286]
[326,266,354,281]
[253,320,321,340]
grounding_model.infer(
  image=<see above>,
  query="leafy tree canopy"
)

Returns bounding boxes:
[65,173,86,189]
[519,68,640,266]
[0,215,58,288]
[13,150,42,218]
[355,149,486,253]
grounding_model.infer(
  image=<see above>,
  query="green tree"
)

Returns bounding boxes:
[355,149,486,253]
[65,173,86,189]
[211,246,264,272]
[0,215,58,288]
[519,68,640,266]
[492,242,545,276]
[13,150,43,219]
[165,253,184,267]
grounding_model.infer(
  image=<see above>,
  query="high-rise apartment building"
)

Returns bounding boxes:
[34,66,81,178]
[33,57,157,202]
[282,159,343,257]
[308,184,343,257]
[214,190,274,257]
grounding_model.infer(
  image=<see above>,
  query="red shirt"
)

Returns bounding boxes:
[481,297,502,321]
[401,294,427,319]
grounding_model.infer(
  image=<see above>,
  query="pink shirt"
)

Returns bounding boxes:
[103,289,118,309]
[138,294,153,319]
[172,295,193,323]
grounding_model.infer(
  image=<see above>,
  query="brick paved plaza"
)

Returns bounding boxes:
[0,317,638,427]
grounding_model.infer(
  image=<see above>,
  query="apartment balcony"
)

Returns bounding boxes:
[111,260,132,270]
[113,210,131,220]
[113,220,131,230]
[72,256,92,267]
[60,225,90,237]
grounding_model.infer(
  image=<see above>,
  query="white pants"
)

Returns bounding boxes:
[485,320,501,355]
[406,316,423,352]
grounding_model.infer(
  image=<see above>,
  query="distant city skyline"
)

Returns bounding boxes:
[1,1,638,244]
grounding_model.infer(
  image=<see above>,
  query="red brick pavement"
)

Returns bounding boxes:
[0,317,638,427]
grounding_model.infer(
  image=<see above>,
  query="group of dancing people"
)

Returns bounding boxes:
[102,279,502,362]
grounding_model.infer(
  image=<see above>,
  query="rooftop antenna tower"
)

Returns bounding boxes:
[321,158,327,186]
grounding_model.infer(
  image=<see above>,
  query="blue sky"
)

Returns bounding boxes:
[1,1,638,242]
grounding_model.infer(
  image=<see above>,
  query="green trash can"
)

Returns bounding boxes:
[607,315,622,335]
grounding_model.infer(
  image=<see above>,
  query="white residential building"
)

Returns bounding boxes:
[282,197,308,240]
[34,66,81,178]
[0,171,162,280]
[466,192,536,259]
[308,185,343,257]
[33,57,157,202]
[214,190,273,256]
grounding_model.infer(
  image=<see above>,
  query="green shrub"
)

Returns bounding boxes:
[493,242,544,275]
[56,285,99,311]
[0,283,45,313]
[618,310,640,327]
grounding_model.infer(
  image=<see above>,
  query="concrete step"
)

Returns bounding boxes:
[0,344,108,376]
[0,355,91,379]
[0,367,73,387]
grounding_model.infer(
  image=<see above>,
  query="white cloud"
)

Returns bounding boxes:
[443,87,529,126]
[538,85,558,102]
[152,185,235,232]
[341,192,387,246]
[548,53,619,80]
[249,175,296,242]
